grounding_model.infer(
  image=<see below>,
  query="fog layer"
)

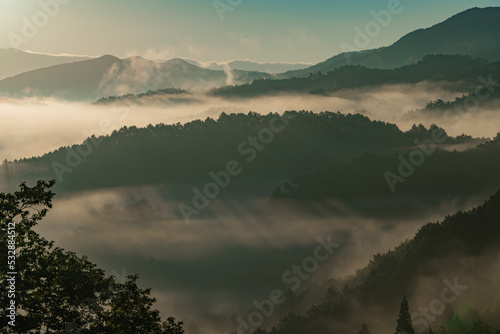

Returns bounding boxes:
[1,82,499,162]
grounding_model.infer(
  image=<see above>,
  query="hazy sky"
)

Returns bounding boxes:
[1,0,498,63]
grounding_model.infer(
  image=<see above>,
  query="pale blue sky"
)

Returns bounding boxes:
[0,0,498,63]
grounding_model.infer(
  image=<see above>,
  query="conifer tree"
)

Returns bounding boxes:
[359,322,371,334]
[395,296,414,334]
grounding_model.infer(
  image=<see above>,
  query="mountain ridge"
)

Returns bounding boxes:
[0,48,91,80]
[279,7,500,78]
[0,54,271,100]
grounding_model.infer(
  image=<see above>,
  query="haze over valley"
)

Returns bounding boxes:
[1,3,500,334]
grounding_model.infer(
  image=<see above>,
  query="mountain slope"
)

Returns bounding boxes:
[184,59,311,73]
[258,188,500,334]
[281,7,500,78]
[210,55,498,98]
[0,111,487,221]
[0,55,271,100]
[0,111,422,195]
[270,133,500,218]
[0,55,120,100]
[97,57,272,97]
[0,48,90,80]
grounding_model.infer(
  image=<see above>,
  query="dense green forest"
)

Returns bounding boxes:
[93,88,193,106]
[271,133,500,216]
[415,86,500,118]
[3,111,416,191]
[0,111,427,192]
[2,111,495,220]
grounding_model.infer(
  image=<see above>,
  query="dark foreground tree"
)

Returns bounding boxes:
[358,323,371,334]
[395,296,414,334]
[0,180,182,333]
[161,317,185,334]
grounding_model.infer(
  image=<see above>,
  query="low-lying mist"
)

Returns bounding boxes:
[3,81,500,333]
[31,184,492,333]
[2,81,499,162]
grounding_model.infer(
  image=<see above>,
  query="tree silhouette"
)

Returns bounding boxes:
[358,322,371,334]
[395,296,414,334]
[468,320,492,334]
[161,317,185,334]
[0,180,182,333]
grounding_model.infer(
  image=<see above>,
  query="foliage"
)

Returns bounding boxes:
[395,296,414,334]
[0,181,182,333]
[1,111,474,199]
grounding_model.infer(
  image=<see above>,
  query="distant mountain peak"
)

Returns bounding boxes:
[98,54,121,61]
[280,6,500,78]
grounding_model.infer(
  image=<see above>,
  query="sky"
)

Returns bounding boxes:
[0,0,499,64]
